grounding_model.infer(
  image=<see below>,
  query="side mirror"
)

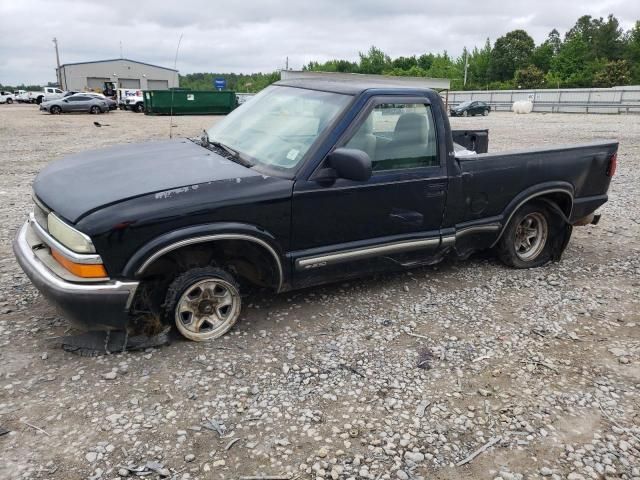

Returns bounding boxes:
[63,99,68,103]
[327,148,372,182]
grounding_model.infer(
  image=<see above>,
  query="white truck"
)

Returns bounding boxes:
[0,90,15,104]
[18,87,65,104]
[117,88,144,111]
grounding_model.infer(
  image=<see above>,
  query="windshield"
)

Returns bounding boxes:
[207,85,352,170]
[457,101,472,108]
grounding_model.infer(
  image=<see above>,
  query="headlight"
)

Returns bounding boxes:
[47,213,96,253]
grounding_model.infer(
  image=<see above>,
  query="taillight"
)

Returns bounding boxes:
[607,152,617,177]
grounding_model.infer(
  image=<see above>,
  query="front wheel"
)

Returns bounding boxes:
[462,110,468,117]
[163,267,242,342]
[50,105,62,114]
[135,103,144,113]
[483,109,489,116]
[6,98,12,104]
[90,105,101,114]
[496,202,556,268]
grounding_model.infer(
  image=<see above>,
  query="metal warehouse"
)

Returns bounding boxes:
[56,58,179,92]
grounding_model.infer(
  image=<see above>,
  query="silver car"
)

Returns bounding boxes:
[40,94,108,114]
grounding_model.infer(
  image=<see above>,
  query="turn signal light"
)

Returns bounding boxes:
[51,249,108,278]
[607,153,617,177]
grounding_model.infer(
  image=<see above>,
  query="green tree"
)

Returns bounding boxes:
[358,46,391,74]
[592,59,632,87]
[489,30,535,81]
[515,65,545,88]
[391,56,418,70]
[624,21,640,83]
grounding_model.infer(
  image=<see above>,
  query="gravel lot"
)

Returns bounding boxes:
[0,104,638,480]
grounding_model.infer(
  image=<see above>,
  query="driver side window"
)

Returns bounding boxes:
[344,103,438,171]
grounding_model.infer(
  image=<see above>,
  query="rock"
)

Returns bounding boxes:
[397,471,409,480]
[184,453,195,462]
[101,371,117,380]
[404,451,424,463]
[85,452,98,463]
[540,467,553,476]
[118,468,130,477]
[567,473,585,480]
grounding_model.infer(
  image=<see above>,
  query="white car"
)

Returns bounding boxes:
[0,91,15,104]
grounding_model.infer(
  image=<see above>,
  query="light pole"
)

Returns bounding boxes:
[53,37,62,88]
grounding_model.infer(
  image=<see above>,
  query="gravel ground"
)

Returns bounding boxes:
[0,104,638,480]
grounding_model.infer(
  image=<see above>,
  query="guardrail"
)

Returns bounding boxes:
[446,87,640,114]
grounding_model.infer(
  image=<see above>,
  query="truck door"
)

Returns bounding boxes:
[291,97,447,285]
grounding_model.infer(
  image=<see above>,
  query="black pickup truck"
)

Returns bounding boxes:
[13,78,618,342]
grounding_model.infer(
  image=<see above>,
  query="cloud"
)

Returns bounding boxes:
[0,0,638,85]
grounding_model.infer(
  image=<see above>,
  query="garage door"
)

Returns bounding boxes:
[119,78,141,89]
[147,79,169,90]
[87,77,111,89]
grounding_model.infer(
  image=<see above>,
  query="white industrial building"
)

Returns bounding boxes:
[57,58,179,92]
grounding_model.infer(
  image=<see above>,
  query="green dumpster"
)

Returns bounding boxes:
[143,90,237,115]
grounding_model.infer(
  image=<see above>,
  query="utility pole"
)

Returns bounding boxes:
[120,41,123,59]
[285,56,289,71]
[463,48,469,87]
[53,37,62,88]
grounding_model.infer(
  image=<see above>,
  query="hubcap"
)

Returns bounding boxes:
[514,212,548,261]
[175,279,240,338]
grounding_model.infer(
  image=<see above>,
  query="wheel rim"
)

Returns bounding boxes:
[91,106,98,113]
[175,279,241,339]
[514,212,548,261]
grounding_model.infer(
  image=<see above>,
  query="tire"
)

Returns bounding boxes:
[462,110,468,117]
[6,98,12,104]
[50,105,62,115]
[90,105,100,114]
[496,201,557,268]
[483,109,488,116]
[135,103,144,113]
[163,267,242,342]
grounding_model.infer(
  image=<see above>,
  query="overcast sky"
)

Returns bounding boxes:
[1,0,638,85]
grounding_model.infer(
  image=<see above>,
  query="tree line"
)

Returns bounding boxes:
[181,14,639,92]
[304,15,640,90]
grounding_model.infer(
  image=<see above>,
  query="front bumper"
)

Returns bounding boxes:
[12,221,138,331]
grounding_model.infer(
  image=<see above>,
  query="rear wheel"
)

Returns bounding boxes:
[135,103,144,113]
[163,267,242,342]
[462,110,468,117]
[497,202,555,268]
[50,105,62,114]
[6,98,12,104]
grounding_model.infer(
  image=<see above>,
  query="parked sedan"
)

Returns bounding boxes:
[450,100,491,117]
[40,94,109,114]
[85,93,117,111]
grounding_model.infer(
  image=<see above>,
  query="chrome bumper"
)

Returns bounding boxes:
[13,221,139,330]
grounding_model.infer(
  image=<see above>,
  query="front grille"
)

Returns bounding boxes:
[32,196,50,232]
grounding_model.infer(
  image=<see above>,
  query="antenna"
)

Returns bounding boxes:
[169,33,184,139]
[119,40,123,59]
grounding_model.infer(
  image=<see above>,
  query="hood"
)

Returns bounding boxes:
[34,139,261,223]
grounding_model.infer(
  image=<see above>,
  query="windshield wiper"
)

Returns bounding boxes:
[198,131,254,168]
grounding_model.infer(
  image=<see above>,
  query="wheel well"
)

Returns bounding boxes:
[139,239,281,293]
[492,189,573,247]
